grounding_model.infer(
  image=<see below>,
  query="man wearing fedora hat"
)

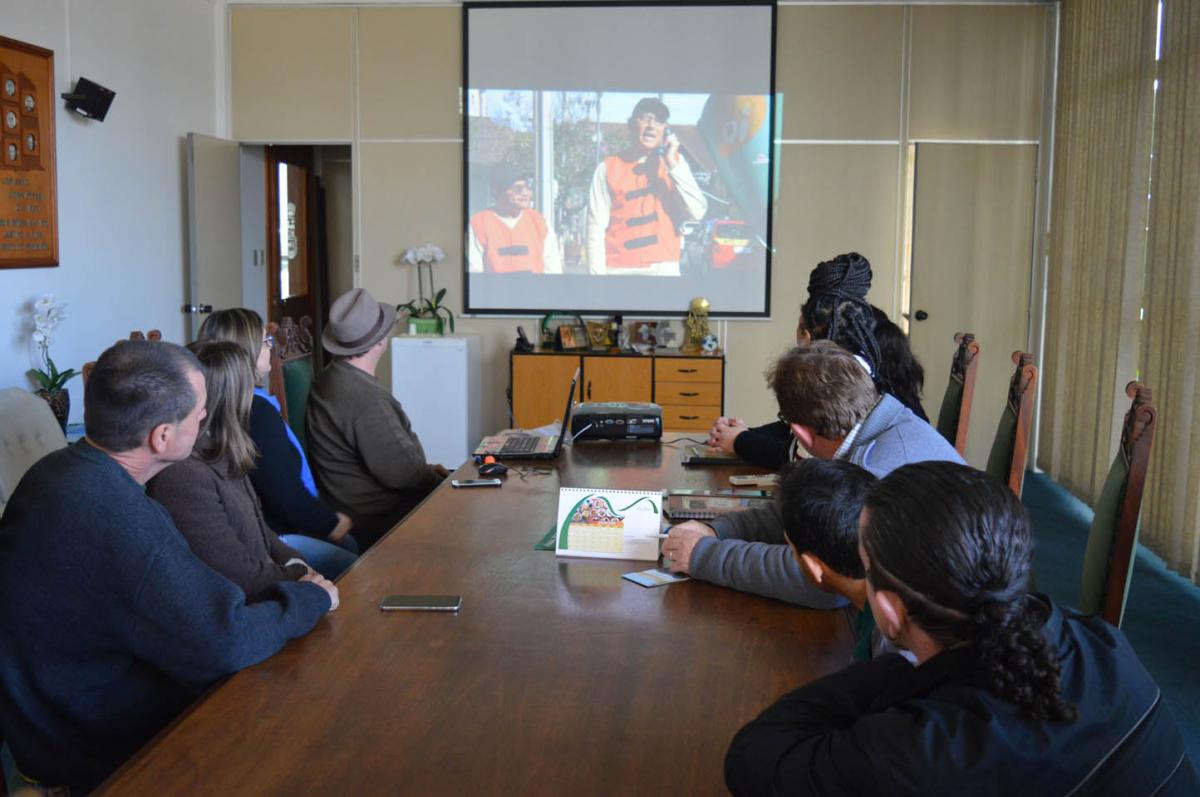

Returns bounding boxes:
[306,288,449,549]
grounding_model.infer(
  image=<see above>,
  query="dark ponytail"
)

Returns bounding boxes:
[801,253,885,392]
[862,462,1078,723]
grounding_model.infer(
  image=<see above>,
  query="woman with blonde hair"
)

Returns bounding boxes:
[197,308,356,579]
[148,341,320,599]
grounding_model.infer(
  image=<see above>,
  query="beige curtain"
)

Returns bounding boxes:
[1139,1,1200,584]
[1039,0,1158,502]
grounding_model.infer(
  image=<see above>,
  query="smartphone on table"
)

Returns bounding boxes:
[380,595,463,612]
[451,478,502,488]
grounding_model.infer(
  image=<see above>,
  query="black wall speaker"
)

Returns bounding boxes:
[61,77,115,121]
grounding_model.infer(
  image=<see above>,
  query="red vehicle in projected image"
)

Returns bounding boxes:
[708,219,753,268]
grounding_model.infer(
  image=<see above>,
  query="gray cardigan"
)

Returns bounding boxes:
[688,395,965,606]
[305,360,441,547]
[148,454,307,601]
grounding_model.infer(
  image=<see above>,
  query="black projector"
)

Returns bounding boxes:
[571,402,663,441]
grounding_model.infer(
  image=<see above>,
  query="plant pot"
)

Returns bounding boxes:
[35,388,69,432]
[408,317,443,335]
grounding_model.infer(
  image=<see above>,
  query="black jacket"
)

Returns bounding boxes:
[726,596,1197,796]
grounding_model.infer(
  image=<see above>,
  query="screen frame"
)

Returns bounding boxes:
[461,0,778,318]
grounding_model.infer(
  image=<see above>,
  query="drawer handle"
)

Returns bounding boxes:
[680,415,699,421]
[677,368,698,374]
[679,392,699,397]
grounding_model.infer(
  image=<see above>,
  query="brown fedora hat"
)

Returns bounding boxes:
[322,288,397,356]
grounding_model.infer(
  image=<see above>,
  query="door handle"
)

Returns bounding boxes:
[586,380,592,400]
[681,415,699,421]
[914,310,929,321]
[677,368,698,374]
[680,392,699,397]
[182,304,213,314]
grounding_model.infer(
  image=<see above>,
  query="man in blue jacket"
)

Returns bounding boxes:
[0,341,338,794]
[661,341,964,605]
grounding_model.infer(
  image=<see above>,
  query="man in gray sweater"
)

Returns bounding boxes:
[661,341,964,606]
[306,289,449,549]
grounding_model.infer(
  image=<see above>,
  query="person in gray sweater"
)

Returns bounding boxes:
[661,341,964,606]
[306,289,448,549]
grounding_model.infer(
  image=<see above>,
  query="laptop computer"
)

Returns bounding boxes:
[474,371,578,460]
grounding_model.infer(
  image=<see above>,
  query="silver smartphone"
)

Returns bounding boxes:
[450,478,502,488]
[380,595,463,612]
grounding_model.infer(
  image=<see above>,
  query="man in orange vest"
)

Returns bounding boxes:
[467,163,562,274]
[585,97,707,276]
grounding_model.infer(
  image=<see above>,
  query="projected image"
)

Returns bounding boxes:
[467,90,770,279]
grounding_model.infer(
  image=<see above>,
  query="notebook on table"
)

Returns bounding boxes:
[474,370,578,461]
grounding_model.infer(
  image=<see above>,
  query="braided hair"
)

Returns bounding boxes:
[861,462,1078,724]
[800,253,885,391]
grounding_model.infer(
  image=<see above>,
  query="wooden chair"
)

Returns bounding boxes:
[935,332,981,457]
[984,351,1038,497]
[81,330,162,386]
[1079,382,1157,628]
[267,316,316,450]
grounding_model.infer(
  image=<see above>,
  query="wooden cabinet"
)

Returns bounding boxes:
[511,351,724,430]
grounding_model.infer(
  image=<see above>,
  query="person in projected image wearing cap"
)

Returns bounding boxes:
[584,96,707,276]
[305,288,450,551]
[467,163,562,274]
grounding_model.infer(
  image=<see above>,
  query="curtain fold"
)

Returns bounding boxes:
[1039,0,1157,502]
[1139,0,1200,583]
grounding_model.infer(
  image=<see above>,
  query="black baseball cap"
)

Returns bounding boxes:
[489,163,532,197]
[630,97,670,123]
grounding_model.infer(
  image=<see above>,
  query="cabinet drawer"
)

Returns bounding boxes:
[661,405,721,431]
[654,358,722,384]
[656,381,721,406]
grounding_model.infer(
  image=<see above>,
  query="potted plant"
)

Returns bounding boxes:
[27,294,78,431]
[398,244,455,335]
[398,288,456,335]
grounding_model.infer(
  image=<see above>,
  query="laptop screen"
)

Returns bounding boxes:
[550,370,580,455]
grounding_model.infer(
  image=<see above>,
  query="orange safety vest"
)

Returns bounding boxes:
[470,208,548,273]
[603,154,682,268]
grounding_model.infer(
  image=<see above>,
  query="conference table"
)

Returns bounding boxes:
[98,439,855,795]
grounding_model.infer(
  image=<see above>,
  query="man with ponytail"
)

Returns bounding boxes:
[662,341,961,607]
[726,462,1197,796]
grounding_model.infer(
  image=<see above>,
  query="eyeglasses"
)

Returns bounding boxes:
[634,113,665,126]
[264,334,276,350]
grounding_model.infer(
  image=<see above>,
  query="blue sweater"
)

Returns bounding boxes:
[0,441,331,794]
[689,396,965,605]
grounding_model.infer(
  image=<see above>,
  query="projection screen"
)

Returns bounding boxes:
[463,1,777,316]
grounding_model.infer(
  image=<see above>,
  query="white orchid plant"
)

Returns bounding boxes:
[27,294,78,393]
[398,243,455,332]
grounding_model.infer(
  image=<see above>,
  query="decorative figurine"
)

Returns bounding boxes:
[683,297,710,353]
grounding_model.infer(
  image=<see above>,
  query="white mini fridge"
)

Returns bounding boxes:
[390,335,481,469]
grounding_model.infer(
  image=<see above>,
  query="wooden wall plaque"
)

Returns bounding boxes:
[0,36,57,269]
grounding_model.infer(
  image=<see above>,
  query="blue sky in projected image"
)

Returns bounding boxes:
[470,91,711,129]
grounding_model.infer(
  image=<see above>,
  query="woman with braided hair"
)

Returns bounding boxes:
[709,252,928,469]
[726,461,1196,796]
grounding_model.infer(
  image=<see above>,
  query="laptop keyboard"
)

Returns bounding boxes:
[499,435,540,455]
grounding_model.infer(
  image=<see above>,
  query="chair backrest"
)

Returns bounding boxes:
[81,330,162,386]
[1079,382,1157,628]
[267,316,315,447]
[984,351,1038,497]
[935,332,981,457]
[0,388,68,518]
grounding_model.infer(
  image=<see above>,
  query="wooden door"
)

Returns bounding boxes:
[266,145,318,325]
[583,357,652,404]
[512,354,580,428]
[185,134,242,340]
[908,143,1037,468]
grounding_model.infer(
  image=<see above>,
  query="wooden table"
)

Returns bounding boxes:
[98,441,855,795]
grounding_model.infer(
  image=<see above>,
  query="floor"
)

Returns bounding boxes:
[1024,471,1200,766]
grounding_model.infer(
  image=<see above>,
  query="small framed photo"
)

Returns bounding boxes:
[585,320,611,349]
[557,324,588,351]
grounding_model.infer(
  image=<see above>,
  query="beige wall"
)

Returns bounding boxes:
[230,3,1050,436]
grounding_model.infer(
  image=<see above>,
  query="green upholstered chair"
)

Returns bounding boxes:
[935,332,981,457]
[985,351,1037,497]
[267,315,316,453]
[1079,382,1157,628]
